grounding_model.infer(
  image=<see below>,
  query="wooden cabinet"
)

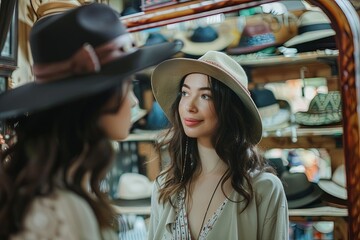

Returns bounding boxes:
[121,0,360,238]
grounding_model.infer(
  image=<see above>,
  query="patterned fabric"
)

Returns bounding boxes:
[295,91,342,126]
[172,189,228,240]
[9,189,118,240]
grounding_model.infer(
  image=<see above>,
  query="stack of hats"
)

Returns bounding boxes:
[250,88,292,132]
[318,164,347,207]
[227,3,299,56]
[284,10,336,52]
[294,91,342,126]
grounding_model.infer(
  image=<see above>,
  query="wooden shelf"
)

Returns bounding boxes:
[121,0,272,32]
[122,129,164,142]
[262,125,342,138]
[112,204,151,215]
[289,206,347,217]
[124,125,343,143]
[231,50,338,67]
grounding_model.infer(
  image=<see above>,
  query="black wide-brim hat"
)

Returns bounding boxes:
[281,171,323,209]
[0,3,183,119]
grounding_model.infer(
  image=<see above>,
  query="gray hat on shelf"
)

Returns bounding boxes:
[294,91,342,126]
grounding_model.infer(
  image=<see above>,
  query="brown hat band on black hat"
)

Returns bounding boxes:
[33,34,136,83]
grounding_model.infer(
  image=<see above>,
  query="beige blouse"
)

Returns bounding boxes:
[149,172,289,240]
[172,189,228,240]
[10,189,118,240]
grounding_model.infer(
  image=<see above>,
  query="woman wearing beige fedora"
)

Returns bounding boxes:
[149,51,288,239]
[0,3,182,239]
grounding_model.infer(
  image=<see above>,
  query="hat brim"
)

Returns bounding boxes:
[227,42,277,55]
[151,58,262,144]
[0,40,183,119]
[260,100,291,131]
[318,179,347,200]
[284,29,335,47]
[175,32,234,56]
[262,109,291,131]
[287,183,323,209]
[294,111,342,126]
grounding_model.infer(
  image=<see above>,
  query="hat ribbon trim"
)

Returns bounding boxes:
[298,23,332,35]
[201,60,250,95]
[240,33,275,47]
[33,34,136,83]
[258,103,280,118]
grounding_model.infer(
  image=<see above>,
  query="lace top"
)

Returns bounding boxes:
[10,189,118,240]
[172,189,228,240]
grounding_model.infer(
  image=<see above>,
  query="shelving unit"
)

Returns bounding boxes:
[243,49,346,240]
[120,0,360,238]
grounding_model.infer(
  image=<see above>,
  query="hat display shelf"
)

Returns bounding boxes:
[120,0,360,239]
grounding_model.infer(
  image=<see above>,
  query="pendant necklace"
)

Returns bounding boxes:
[197,171,227,240]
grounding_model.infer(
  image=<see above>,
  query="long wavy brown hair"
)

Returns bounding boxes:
[0,80,129,238]
[156,75,274,209]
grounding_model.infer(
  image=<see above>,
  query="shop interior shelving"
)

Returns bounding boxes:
[118,0,360,239]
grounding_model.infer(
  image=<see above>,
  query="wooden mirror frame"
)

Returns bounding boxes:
[123,0,360,238]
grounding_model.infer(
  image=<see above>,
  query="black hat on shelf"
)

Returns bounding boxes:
[281,171,323,209]
[250,88,292,132]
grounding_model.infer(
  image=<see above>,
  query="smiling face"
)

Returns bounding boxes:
[179,73,219,146]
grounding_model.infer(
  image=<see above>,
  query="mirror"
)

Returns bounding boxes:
[122,0,360,238]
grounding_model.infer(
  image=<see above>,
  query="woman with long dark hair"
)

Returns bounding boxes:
[0,3,181,239]
[149,51,288,239]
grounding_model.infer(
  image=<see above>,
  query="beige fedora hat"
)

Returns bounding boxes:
[151,51,262,144]
[284,10,335,47]
[318,164,347,200]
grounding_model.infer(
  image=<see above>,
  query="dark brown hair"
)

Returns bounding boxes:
[156,75,274,209]
[0,80,129,238]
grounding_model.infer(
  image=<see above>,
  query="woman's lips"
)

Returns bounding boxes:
[184,118,202,127]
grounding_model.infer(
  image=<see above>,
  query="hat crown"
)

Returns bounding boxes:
[190,26,219,43]
[145,33,168,46]
[239,22,275,47]
[198,51,248,87]
[250,89,277,108]
[117,173,152,199]
[30,3,128,63]
[308,91,341,114]
[299,10,331,26]
[282,172,314,197]
[227,19,276,54]
[333,164,346,188]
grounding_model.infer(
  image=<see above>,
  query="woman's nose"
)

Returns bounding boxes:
[185,100,197,112]
[129,91,139,108]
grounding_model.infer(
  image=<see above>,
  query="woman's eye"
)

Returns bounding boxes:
[181,91,188,97]
[201,94,212,100]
